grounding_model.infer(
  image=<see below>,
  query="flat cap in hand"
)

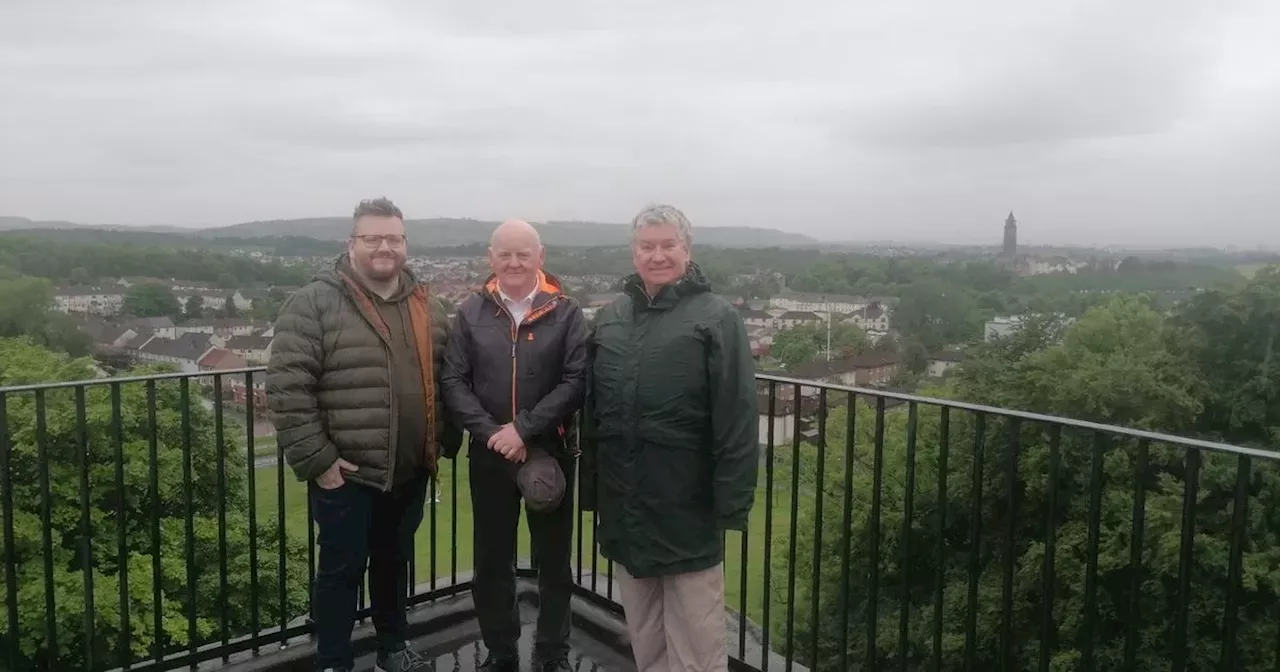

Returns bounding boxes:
[508,444,566,513]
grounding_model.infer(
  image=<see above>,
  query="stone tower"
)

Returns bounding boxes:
[1002,211,1017,257]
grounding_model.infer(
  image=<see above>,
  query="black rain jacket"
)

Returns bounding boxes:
[440,271,588,465]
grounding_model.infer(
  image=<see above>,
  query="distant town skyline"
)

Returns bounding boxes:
[7,211,1277,252]
[2,1,1278,248]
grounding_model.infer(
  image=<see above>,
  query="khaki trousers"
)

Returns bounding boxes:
[616,563,729,672]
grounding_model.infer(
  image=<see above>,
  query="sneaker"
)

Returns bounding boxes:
[538,658,572,672]
[478,654,519,672]
[375,643,431,672]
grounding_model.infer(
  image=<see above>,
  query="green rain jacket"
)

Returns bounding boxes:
[581,262,759,578]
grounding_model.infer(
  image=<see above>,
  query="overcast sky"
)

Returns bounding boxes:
[1,1,1277,247]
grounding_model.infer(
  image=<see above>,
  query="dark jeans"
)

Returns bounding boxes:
[470,450,576,661]
[309,473,428,670]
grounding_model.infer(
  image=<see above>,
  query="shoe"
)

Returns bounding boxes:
[478,654,519,672]
[375,643,432,672]
[538,658,572,672]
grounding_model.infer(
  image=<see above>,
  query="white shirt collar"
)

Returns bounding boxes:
[497,284,539,306]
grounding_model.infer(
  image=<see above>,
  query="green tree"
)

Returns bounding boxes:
[897,336,930,374]
[772,296,1280,670]
[958,297,1202,427]
[249,298,276,322]
[216,273,237,290]
[0,235,310,287]
[0,276,51,338]
[221,297,239,318]
[0,339,309,669]
[249,289,290,323]
[1168,265,1280,446]
[69,267,92,285]
[893,279,982,351]
[42,313,92,358]
[183,295,204,319]
[772,322,870,370]
[122,284,181,318]
[0,276,91,357]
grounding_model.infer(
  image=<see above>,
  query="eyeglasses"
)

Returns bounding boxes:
[352,234,406,250]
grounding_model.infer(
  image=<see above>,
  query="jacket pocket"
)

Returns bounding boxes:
[638,440,712,509]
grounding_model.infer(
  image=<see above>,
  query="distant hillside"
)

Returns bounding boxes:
[0,227,347,258]
[202,217,817,248]
[1,215,816,248]
[0,216,86,231]
[0,216,190,234]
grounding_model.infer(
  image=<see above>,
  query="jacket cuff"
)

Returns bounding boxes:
[716,508,750,531]
[473,424,501,446]
[439,422,464,458]
[512,413,536,445]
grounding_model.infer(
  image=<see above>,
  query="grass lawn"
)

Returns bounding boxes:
[252,453,799,625]
[252,435,278,457]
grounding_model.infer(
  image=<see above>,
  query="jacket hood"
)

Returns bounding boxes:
[318,254,420,301]
[622,261,711,307]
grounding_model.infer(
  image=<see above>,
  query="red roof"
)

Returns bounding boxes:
[198,348,250,370]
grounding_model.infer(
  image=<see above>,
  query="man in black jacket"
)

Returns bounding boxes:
[440,220,588,672]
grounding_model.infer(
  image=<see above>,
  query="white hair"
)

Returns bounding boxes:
[630,204,692,247]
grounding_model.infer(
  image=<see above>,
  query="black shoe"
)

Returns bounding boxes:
[479,654,519,672]
[538,658,572,672]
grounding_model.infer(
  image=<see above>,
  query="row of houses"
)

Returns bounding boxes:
[756,349,967,444]
[765,291,896,315]
[983,313,1074,341]
[53,283,260,316]
[734,301,894,360]
[82,316,274,408]
[737,302,892,334]
[83,316,273,371]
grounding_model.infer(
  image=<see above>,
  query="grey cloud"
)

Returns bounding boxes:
[842,1,1231,149]
[0,0,1277,246]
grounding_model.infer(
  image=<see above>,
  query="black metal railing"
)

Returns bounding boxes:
[1,369,1276,671]
[741,374,1280,672]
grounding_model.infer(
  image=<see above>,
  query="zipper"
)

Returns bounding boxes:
[384,349,397,492]
[496,304,519,420]
[345,286,399,492]
[509,319,518,419]
[492,290,561,423]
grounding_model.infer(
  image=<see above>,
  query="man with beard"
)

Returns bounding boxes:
[267,197,460,672]
[440,220,587,672]
[581,204,758,672]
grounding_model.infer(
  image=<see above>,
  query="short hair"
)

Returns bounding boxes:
[351,197,404,234]
[630,204,693,247]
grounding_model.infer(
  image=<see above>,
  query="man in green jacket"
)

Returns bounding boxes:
[582,204,759,672]
[266,197,460,672]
